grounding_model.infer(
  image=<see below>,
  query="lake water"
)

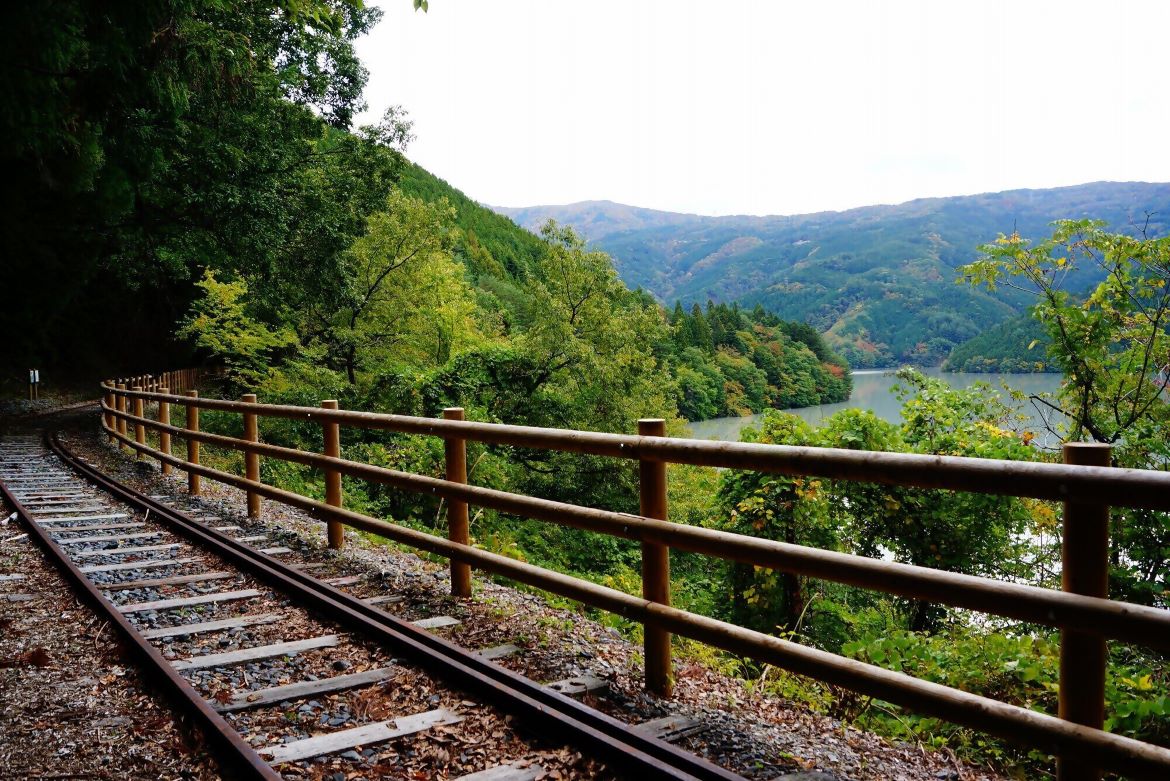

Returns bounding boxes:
[686,368,1064,442]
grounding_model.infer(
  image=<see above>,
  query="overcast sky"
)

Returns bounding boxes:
[355,0,1169,217]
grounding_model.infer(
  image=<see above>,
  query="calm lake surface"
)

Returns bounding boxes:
[686,368,1063,442]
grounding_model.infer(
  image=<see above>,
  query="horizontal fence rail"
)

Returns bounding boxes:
[104,403,1170,648]
[100,379,1170,780]
[102,388,1170,512]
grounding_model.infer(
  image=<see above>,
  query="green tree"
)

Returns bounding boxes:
[962,220,1170,445]
[0,0,396,376]
[691,303,714,353]
[302,191,485,382]
[177,272,296,384]
[716,413,837,636]
[494,222,678,529]
[719,370,1036,634]
[822,372,1036,630]
[962,220,1170,605]
[517,221,675,431]
[673,348,726,420]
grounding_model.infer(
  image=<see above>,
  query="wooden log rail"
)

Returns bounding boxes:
[100,380,1170,780]
[105,367,219,398]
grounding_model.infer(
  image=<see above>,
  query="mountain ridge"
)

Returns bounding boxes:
[495,180,1167,229]
[495,181,1170,367]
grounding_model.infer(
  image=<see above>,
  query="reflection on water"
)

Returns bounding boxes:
[686,368,1064,443]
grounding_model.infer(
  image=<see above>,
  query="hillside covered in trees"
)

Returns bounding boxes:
[942,314,1055,373]
[499,183,1170,367]
[666,301,849,419]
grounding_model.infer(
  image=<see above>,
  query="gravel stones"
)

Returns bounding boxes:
[0,501,218,779]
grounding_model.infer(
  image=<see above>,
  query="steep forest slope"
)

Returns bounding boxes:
[942,314,1054,373]
[397,162,546,278]
[498,182,1170,366]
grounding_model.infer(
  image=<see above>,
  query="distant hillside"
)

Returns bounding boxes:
[942,314,1055,373]
[497,182,1170,367]
[499,200,707,238]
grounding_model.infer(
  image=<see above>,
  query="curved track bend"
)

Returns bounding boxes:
[0,432,744,781]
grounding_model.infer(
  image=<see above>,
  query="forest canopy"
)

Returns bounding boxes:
[1,0,401,375]
[941,314,1055,373]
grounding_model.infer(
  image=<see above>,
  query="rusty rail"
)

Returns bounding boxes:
[101,381,1170,779]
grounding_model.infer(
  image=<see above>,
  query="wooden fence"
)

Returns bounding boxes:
[100,377,1170,780]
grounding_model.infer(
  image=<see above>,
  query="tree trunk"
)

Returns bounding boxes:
[782,522,806,631]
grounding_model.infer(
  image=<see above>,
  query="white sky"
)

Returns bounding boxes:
[355,0,1170,217]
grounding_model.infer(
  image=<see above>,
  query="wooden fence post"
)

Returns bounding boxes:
[132,386,145,460]
[639,417,672,697]
[115,383,128,450]
[186,390,201,496]
[158,387,171,475]
[444,408,471,597]
[1058,442,1112,781]
[321,400,344,548]
[242,393,261,518]
[104,386,115,443]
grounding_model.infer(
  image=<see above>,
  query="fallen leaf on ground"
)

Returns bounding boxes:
[0,647,52,668]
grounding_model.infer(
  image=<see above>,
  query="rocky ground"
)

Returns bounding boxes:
[1,405,1007,780]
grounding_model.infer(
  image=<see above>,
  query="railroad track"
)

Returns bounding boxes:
[0,433,743,781]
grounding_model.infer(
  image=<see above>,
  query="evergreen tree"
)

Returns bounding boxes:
[692,303,714,353]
